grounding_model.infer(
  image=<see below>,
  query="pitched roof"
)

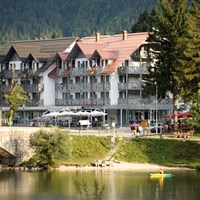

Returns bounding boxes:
[79,32,149,74]
[0,37,78,60]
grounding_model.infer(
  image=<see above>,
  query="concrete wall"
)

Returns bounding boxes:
[0,127,40,164]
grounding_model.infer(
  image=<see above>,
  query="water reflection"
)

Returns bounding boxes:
[0,169,200,200]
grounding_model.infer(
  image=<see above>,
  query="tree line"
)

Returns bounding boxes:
[132,0,199,131]
[0,0,157,46]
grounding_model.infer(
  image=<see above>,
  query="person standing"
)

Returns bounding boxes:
[130,121,137,137]
[110,136,115,150]
[138,124,144,137]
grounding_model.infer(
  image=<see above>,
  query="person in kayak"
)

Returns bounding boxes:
[159,168,164,174]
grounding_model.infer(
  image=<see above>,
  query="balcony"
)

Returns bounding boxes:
[55,97,110,106]
[70,67,87,76]
[3,70,21,78]
[0,85,9,92]
[118,81,142,90]
[26,99,44,106]
[118,98,173,109]
[21,84,44,93]
[56,82,110,93]
[118,65,149,75]
[0,99,44,107]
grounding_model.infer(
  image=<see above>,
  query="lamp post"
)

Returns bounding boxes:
[140,79,158,136]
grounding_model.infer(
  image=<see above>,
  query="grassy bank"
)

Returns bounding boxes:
[115,138,200,169]
[63,136,200,170]
[26,134,200,170]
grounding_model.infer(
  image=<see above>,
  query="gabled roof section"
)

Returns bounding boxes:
[77,43,106,59]
[26,53,39,62]
[53,52,68,61]
[79,32,149,75]
[91,49,118,60]
[0,37,78,61]
[3,46,20,61]
[48,66,58,78]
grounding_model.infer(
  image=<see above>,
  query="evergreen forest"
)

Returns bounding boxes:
[0,0,157,46]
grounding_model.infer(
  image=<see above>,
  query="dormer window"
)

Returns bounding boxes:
[125,60,129,66]
[105,60,108,66]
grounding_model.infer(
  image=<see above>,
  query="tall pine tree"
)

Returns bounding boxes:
[177,0,200,101]
[147,0,190,131]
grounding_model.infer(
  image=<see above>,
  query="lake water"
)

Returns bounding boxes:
[0,169,200,200]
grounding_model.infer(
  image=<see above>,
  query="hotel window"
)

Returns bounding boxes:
[105,60,108,66]
[78,61,80,68]
[101,75,109,82]
[75,76,80,83]
[125,60,129,66]
[89,60,93,67]
[75,93,81,99]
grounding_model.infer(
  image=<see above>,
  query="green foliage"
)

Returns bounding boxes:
[67,136,112,165]
[185,91,200,131]
[177,0,200,101]
[0,0,157,45]
[147,0,190,95]
[29,128,71,167]
[4,81,29,126]
[146,0,191,130]
[132,9,156,33]
[115,138,200,168]
[74,178,105,200]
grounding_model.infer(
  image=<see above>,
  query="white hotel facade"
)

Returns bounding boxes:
[0,31,173,127]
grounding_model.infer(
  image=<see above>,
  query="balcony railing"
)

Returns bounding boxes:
[0,99,44,107]
[70,67,87,76]
[118,98,173,109]
[118,65,149,75]
[21,84,44,93]
[55,98,110,106]
[118,81,142,90]
[0,85,9,92]
[25,99,44,106]
[3,70,22,78]
[56,82,111,92]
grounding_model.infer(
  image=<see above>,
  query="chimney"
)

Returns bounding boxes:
[122,30,127,40]
[95,32,100,42]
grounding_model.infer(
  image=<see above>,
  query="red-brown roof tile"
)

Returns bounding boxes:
[62,69,71,77]
[87,66,97,75]
[79,32,149,75]
[48,67,57,78]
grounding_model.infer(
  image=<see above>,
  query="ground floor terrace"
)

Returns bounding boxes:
[0,104,172,128]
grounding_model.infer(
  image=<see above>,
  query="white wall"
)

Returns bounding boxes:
[110,71,119,105]
[41,63,56,106]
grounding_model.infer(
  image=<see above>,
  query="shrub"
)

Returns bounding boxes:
[29,127,71,167]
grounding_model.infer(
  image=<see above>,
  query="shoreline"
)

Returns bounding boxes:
[58,161,194,172]
[0,162,194,172]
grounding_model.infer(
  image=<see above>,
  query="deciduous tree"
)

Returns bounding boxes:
[4,69,29,126]
[29,128,71,168]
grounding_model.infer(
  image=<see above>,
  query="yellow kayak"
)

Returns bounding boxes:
[150,173,172,178]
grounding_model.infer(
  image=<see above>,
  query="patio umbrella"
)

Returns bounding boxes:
[74,110,91,117]
[90,110,107,117]
[164,112,182,118]
[42,110,59,118]
[57,110,76,117]
[180,111,192,118]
